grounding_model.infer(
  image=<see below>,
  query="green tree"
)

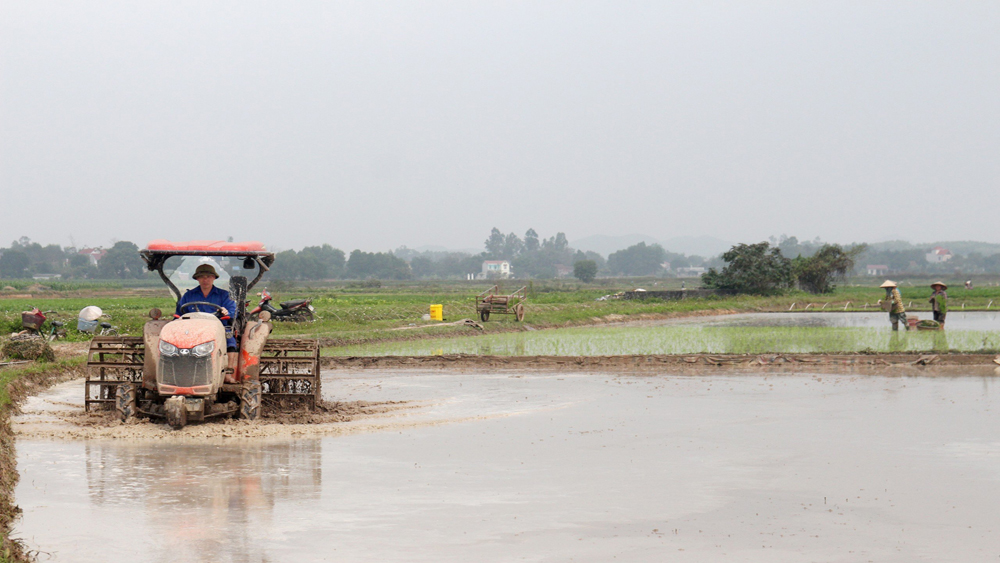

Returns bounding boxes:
[346,250,412,280]
[794,243,867,294]
[607,242,667,276]
[300,244,346,278]
[98,241,144,279]
[410,256,435,278]
[573,260,598,283]
[701,242,794,295]
[502,232,524,259]
[484,228,505,258]
[524,228,540,252]
[0,250,31,278]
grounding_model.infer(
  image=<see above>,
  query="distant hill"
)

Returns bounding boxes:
[570,234,733,258]
[570,234,661,257]
[658,236,734,258]
[866,240,1000,256]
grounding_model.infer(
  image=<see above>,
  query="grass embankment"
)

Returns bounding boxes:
[1,358,85,563]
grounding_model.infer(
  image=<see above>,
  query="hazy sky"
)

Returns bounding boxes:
[2,1,998,253]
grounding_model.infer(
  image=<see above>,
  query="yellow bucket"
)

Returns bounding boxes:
[429,304,443,321]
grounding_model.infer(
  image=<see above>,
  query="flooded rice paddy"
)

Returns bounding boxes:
[333,312,1000,356]
[13,368,1000,562]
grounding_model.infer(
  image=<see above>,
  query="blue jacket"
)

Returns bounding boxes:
[176,285,238,349]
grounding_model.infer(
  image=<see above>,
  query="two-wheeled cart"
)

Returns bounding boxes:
[475,285,527,322]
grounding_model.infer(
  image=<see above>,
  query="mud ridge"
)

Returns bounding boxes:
[2,362,84,562]
[323,352,1000,374]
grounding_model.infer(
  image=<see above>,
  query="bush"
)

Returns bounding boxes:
[701,242,794,295]
[573,260,598,283]
[794,244,867,294]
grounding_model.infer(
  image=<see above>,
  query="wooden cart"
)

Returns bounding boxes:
[475,285,527,322]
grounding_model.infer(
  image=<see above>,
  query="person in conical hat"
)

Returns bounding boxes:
[929,282,948,328]
[175,263,239,381]
[877,280,908,331]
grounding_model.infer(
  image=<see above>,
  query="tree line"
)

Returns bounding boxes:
[3,233,999,283]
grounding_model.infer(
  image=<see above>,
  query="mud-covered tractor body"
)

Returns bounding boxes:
[85,240,320,429]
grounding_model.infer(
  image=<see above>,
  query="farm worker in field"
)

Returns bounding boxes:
[878,280,908,331]
[929,281,948,327]
[175,264,239,381]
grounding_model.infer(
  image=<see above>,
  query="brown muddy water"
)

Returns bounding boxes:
[13,369,1000,562]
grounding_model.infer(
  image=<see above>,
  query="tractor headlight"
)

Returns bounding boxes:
[159,341,179,356]
[192,342,215,357]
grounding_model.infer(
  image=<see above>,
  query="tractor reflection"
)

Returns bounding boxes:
[84,439,322,563]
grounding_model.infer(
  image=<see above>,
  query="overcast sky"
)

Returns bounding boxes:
[2,1,998,254]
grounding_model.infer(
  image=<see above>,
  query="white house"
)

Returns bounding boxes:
[480,260,512,279]
[925,247,953,263]
[866,264,889,276]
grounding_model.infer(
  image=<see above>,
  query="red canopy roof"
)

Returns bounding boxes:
[145,240,270,255]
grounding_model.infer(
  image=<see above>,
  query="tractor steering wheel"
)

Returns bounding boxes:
[179,302,227,318]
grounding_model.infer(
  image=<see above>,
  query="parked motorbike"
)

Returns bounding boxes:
[249,289,314,322]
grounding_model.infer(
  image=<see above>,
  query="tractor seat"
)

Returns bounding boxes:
[100,322,113,329]
[280,299,308,309]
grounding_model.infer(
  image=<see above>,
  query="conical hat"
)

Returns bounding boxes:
[930,281,947,290]
[879,280,897,288]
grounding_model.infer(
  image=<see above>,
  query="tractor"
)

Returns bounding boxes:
[84,240,320,429]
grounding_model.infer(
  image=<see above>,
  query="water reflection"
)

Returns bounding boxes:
[84,440,322,563]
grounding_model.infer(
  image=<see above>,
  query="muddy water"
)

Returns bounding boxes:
[14,371,1000,562]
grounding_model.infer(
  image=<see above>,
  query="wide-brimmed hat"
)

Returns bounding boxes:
[930,281,948,290]
[879,280,897,288]
[193,264,219,279]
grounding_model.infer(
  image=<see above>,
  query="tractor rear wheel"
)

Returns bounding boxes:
[115,382,138,421]
[239,381,261,420]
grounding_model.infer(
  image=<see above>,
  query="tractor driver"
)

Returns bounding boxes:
[175,264,239,382]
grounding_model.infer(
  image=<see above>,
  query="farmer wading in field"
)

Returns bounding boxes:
[929,281,948,327]
[879,280,908,331]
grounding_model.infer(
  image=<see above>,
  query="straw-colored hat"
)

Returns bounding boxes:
[930,281,948,290]
[879,280,897,288]
[193,264,219,279]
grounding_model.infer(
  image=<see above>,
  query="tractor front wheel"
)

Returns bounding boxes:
[239,381,262,421]
[115,382,138,422]
[164,396,187,429]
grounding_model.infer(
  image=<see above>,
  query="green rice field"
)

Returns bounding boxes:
[328,325,1000,356]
